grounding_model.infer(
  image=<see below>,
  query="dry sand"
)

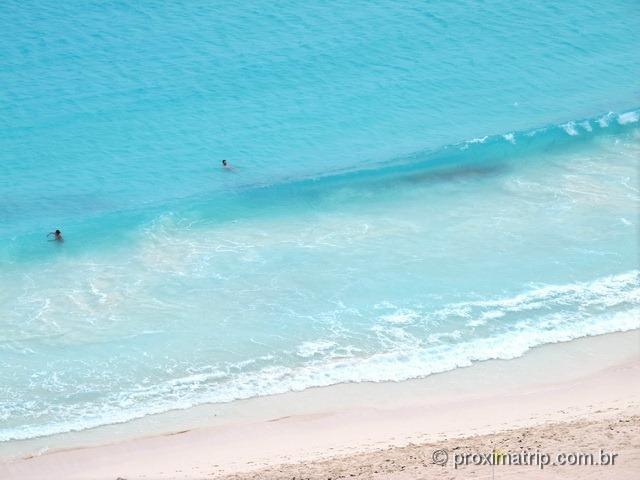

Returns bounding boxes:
[1,330,639,479]
[222,411,640,480]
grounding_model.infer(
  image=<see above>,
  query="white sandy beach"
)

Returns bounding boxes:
[1,330,638,479]
[2,2,639,479]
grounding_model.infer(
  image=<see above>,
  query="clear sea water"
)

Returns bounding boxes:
[1,1,639,442]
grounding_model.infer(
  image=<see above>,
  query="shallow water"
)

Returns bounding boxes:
[1,1,639,441]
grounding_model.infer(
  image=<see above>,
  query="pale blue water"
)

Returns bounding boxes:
[1,1,639,442]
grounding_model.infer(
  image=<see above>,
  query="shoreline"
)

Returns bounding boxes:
[1,330,639,479]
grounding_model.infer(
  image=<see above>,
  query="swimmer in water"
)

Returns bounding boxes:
[222,159,236,171]
[47,229,63,242]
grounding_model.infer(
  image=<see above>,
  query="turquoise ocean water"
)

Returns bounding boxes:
[1,1,639,442]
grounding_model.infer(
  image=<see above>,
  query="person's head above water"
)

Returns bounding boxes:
[48,229,63,242]
[222,159,228,167]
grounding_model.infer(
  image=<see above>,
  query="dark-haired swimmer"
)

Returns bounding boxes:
[222,159,237,171]
[47,229,63,242]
